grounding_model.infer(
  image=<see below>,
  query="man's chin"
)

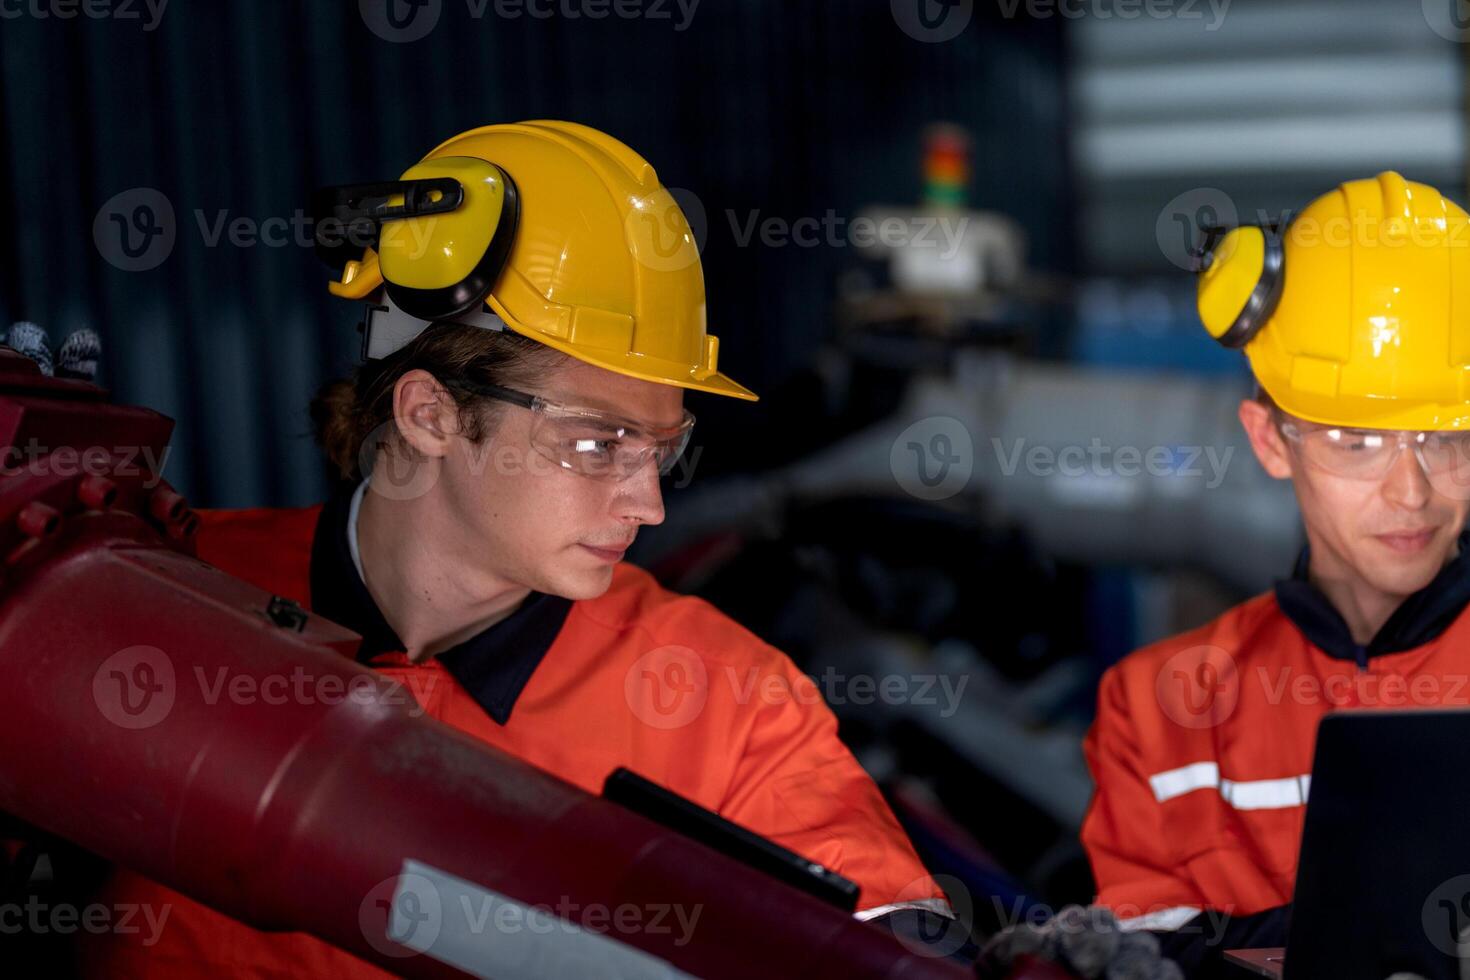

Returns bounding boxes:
[1357,535,1456,596]
[540,564,616,602]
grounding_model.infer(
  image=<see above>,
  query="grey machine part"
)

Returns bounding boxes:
[657,351,1300,598]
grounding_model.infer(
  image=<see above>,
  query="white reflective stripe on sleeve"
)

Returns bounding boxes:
[1148,761,1220,803]
[1116,906,1203,932]
[854,898,956,922]
[1220,774,1311,810]
[1148,762,1311,811]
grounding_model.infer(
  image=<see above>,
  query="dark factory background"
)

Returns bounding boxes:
[2,0,1464,945]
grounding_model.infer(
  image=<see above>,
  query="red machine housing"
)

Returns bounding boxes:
[0,348,974,978]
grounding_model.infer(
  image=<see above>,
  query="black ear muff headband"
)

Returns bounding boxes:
[309,169,521,322]
[310,177,463,270]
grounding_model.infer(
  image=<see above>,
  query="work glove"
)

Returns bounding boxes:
[978,905,1183,980]
[3,322,102,381]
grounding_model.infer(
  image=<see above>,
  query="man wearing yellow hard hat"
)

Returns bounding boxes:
[75,121,950,976]
[1081,171,1470,975]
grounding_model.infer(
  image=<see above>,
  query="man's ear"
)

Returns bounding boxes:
[1238,398,1293,480]
[393,369,460,459]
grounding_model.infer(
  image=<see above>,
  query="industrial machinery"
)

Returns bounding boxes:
[0,345,979,978]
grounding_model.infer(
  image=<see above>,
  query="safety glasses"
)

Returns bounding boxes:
[1278,419,1470,483]
[454,379,695,482]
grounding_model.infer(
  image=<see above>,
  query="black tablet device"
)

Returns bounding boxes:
[603,767,861,912]
[1284,709,1470,979]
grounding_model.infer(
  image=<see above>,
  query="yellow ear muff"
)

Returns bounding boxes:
[1196,225,1285,350]
[377,156,520,321]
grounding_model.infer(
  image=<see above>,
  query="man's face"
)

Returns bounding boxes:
[1239,399,1470,598]
[401,357,687,601]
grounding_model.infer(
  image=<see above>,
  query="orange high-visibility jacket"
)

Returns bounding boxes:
[76,486,946,977]
[1082,541,1470,932]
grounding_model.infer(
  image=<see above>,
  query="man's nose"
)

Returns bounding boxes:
[1381,441,1433,509]
[611,458,666,526]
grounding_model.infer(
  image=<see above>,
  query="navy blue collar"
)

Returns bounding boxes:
[1273,531,1470,665]
[308,484,574,725]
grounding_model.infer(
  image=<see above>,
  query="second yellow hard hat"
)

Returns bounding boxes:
[1198,170,1470,430]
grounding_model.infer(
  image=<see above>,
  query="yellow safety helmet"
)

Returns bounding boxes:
[311,120,757,401]
[1196,170,1470,429]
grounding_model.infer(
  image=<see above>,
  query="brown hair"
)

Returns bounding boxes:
[310,322,566,483]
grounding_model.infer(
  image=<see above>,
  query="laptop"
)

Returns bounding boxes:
[1225,709,1470,979]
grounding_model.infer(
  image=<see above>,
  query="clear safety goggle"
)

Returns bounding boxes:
[1278,419,1470,483]
[454,379,695,482]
